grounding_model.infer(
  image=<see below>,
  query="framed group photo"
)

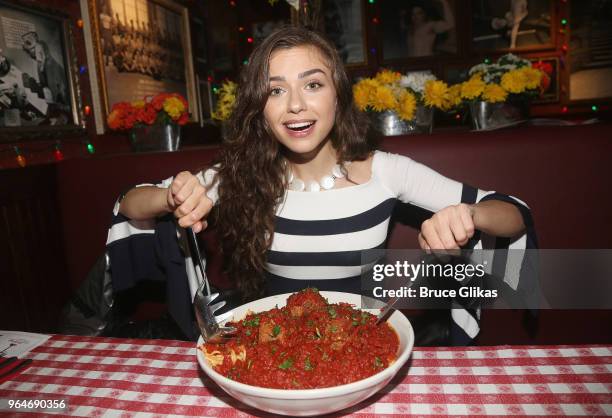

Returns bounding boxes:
[0,0,84,141]
[381,0,459,61]
[568,0,612,102]
[85,0,199,132]
[470,0,554,52]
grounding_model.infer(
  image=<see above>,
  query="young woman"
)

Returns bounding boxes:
[118,26,532,342]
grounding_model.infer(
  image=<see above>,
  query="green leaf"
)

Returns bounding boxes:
[279,358,294,370]
[272,324,281,337]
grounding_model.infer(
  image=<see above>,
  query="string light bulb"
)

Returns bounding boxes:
[591,105,598,112]
[562,106,568,113]
[84,105,91,116]
[561,18,568,26]
[86,141,95,154]
[247,37,253,43]
[77,19,84,28]
[53,143,64,161]
[14,146,26,167]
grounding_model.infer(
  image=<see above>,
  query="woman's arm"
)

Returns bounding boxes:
[119,171,212,232]
[119,185,170,220]
[472,199,525,238]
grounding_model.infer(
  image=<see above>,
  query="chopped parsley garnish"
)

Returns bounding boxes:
[330,325,338,333]
[245,329,251,336]
[279,358,294,370]
[242,316,260,327]
[374,356,384,368]
[271,324,281,337]
[315,327,322,339]
[352,320,359,326]
[304,357,313,371]
[327,307,337,319]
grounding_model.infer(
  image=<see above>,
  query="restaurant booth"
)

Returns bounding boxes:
[0,0,610,416]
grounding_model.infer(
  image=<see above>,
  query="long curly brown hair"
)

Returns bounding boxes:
[213,26,376,300]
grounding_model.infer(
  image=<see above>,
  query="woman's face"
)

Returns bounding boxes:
[263,45,337,159]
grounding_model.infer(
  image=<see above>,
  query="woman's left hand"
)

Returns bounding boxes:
[418,203,475,251]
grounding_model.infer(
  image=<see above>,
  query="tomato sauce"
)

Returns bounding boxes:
[200,288,399,389]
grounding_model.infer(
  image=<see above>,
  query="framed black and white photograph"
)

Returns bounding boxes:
[470,0,554,52]
[568,0,612,102]
[85,0,198,131]
[381,0,458,61]
[322,0,366,65]
[0,0,84,141]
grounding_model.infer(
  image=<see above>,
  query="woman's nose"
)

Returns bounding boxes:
[287,90,306,113]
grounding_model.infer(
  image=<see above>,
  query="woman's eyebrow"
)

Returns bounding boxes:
[268,68,326,82]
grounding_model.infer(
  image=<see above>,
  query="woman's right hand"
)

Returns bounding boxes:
[167,171,212,233]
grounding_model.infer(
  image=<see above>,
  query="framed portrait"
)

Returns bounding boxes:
[196,74,213,125]
[0,0,84,141]
[470,0,554,52]
[568,0,612,102]
[84,0,198,132]
[322,0,366,66]
[530,57,559,103]
[381,0,459,61]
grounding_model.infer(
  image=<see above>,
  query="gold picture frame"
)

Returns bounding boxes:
[83,0,198,133]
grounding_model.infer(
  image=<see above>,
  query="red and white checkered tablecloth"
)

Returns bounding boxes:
[0,335,610,417]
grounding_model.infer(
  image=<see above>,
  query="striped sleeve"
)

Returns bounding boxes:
[375,151,538,343]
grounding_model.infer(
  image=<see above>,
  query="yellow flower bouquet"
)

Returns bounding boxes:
[212,80,238,122]
[353,69,453,120]
[457,54,546,106]
[353,70,452,135]
[455,54,548,130]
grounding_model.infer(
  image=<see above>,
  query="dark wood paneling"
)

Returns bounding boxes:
[0,165,70,332]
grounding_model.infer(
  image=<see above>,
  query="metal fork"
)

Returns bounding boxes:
[185,227,236,342]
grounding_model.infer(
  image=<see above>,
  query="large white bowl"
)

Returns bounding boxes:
[196,291,414,416]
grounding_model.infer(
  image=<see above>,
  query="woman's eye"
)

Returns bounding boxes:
[269,87,283,96]
[306,81,322,90]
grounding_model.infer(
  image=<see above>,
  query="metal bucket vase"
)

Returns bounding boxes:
[469,100,529,131]
[371,110,415,136]
[371,108,433,136]
[130,122,181,152]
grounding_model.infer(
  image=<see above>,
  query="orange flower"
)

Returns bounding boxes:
[107,109,123,130]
